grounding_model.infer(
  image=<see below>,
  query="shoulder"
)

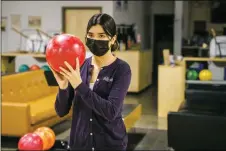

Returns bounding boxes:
[115,58,131,75]
[80,57,92,68]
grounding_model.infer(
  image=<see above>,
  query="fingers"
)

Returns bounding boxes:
[60,60,80,80]
[49,66,58,76]
[76,58,80,73]
[59,71,70,80]
[59,66,70,79]
[48,66,66,81]
[64,61,74,72]
[49,66,55,73]
[59,66,71,76]
[63,59,80,73]
[49,66,60,76]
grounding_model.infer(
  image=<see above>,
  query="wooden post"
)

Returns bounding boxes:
[163,49,170,65]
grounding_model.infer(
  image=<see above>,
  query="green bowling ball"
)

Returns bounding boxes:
[19,64,29,72]
[41,65,51,71]
[187,69,198,80]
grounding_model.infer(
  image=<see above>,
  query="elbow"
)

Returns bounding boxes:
[56,110,69,117]
[55,105,69,117]
[59,113,68,117]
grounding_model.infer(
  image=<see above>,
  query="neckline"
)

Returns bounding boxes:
[89,56,119,69]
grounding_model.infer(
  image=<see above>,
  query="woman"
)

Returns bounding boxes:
[52,13,131,150]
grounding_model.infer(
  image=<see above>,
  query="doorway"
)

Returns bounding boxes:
[62,7,102,49]
[152,14,174,86]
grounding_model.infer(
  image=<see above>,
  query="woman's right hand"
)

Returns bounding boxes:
[50,67,68,89]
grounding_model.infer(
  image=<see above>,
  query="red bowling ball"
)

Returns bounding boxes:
[45,34,86,73]
[18,133,43,150]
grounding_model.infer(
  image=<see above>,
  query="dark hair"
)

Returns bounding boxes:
[86,13,119,52]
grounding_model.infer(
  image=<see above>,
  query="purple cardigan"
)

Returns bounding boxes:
[55,57,131,150]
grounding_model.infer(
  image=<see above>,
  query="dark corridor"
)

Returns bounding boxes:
[152,14,174,86]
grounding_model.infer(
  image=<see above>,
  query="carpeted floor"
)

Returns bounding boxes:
[133,128,169,150]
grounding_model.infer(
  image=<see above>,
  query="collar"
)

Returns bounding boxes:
[88,56,119,70]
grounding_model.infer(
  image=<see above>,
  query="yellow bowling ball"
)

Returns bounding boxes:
[199,69,212,81]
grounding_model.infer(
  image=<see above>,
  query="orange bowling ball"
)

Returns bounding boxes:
[30,64,40,70]
[45,34,86,73]
[34,127,56,150]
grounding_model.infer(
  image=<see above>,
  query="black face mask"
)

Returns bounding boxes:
[86,38,110,56]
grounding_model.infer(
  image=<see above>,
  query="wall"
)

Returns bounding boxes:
[2,1,113,71]
[113,1,148,49]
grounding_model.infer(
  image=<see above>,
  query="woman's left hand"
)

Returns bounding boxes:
[59,58,82,89]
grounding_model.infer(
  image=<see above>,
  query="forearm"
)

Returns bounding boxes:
[76,83,120,121]
[55,86,74,117]
[75,71,131,121]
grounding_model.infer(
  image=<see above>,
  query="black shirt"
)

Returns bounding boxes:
[55,56,132,150]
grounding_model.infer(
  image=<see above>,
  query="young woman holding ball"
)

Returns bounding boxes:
[52,13,131,150]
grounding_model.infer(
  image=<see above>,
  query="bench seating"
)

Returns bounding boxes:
[2,70,72,136]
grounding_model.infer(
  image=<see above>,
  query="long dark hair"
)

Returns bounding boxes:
[86,13,119,52]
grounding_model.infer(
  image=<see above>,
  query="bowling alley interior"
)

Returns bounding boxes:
[2,1,226,150]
